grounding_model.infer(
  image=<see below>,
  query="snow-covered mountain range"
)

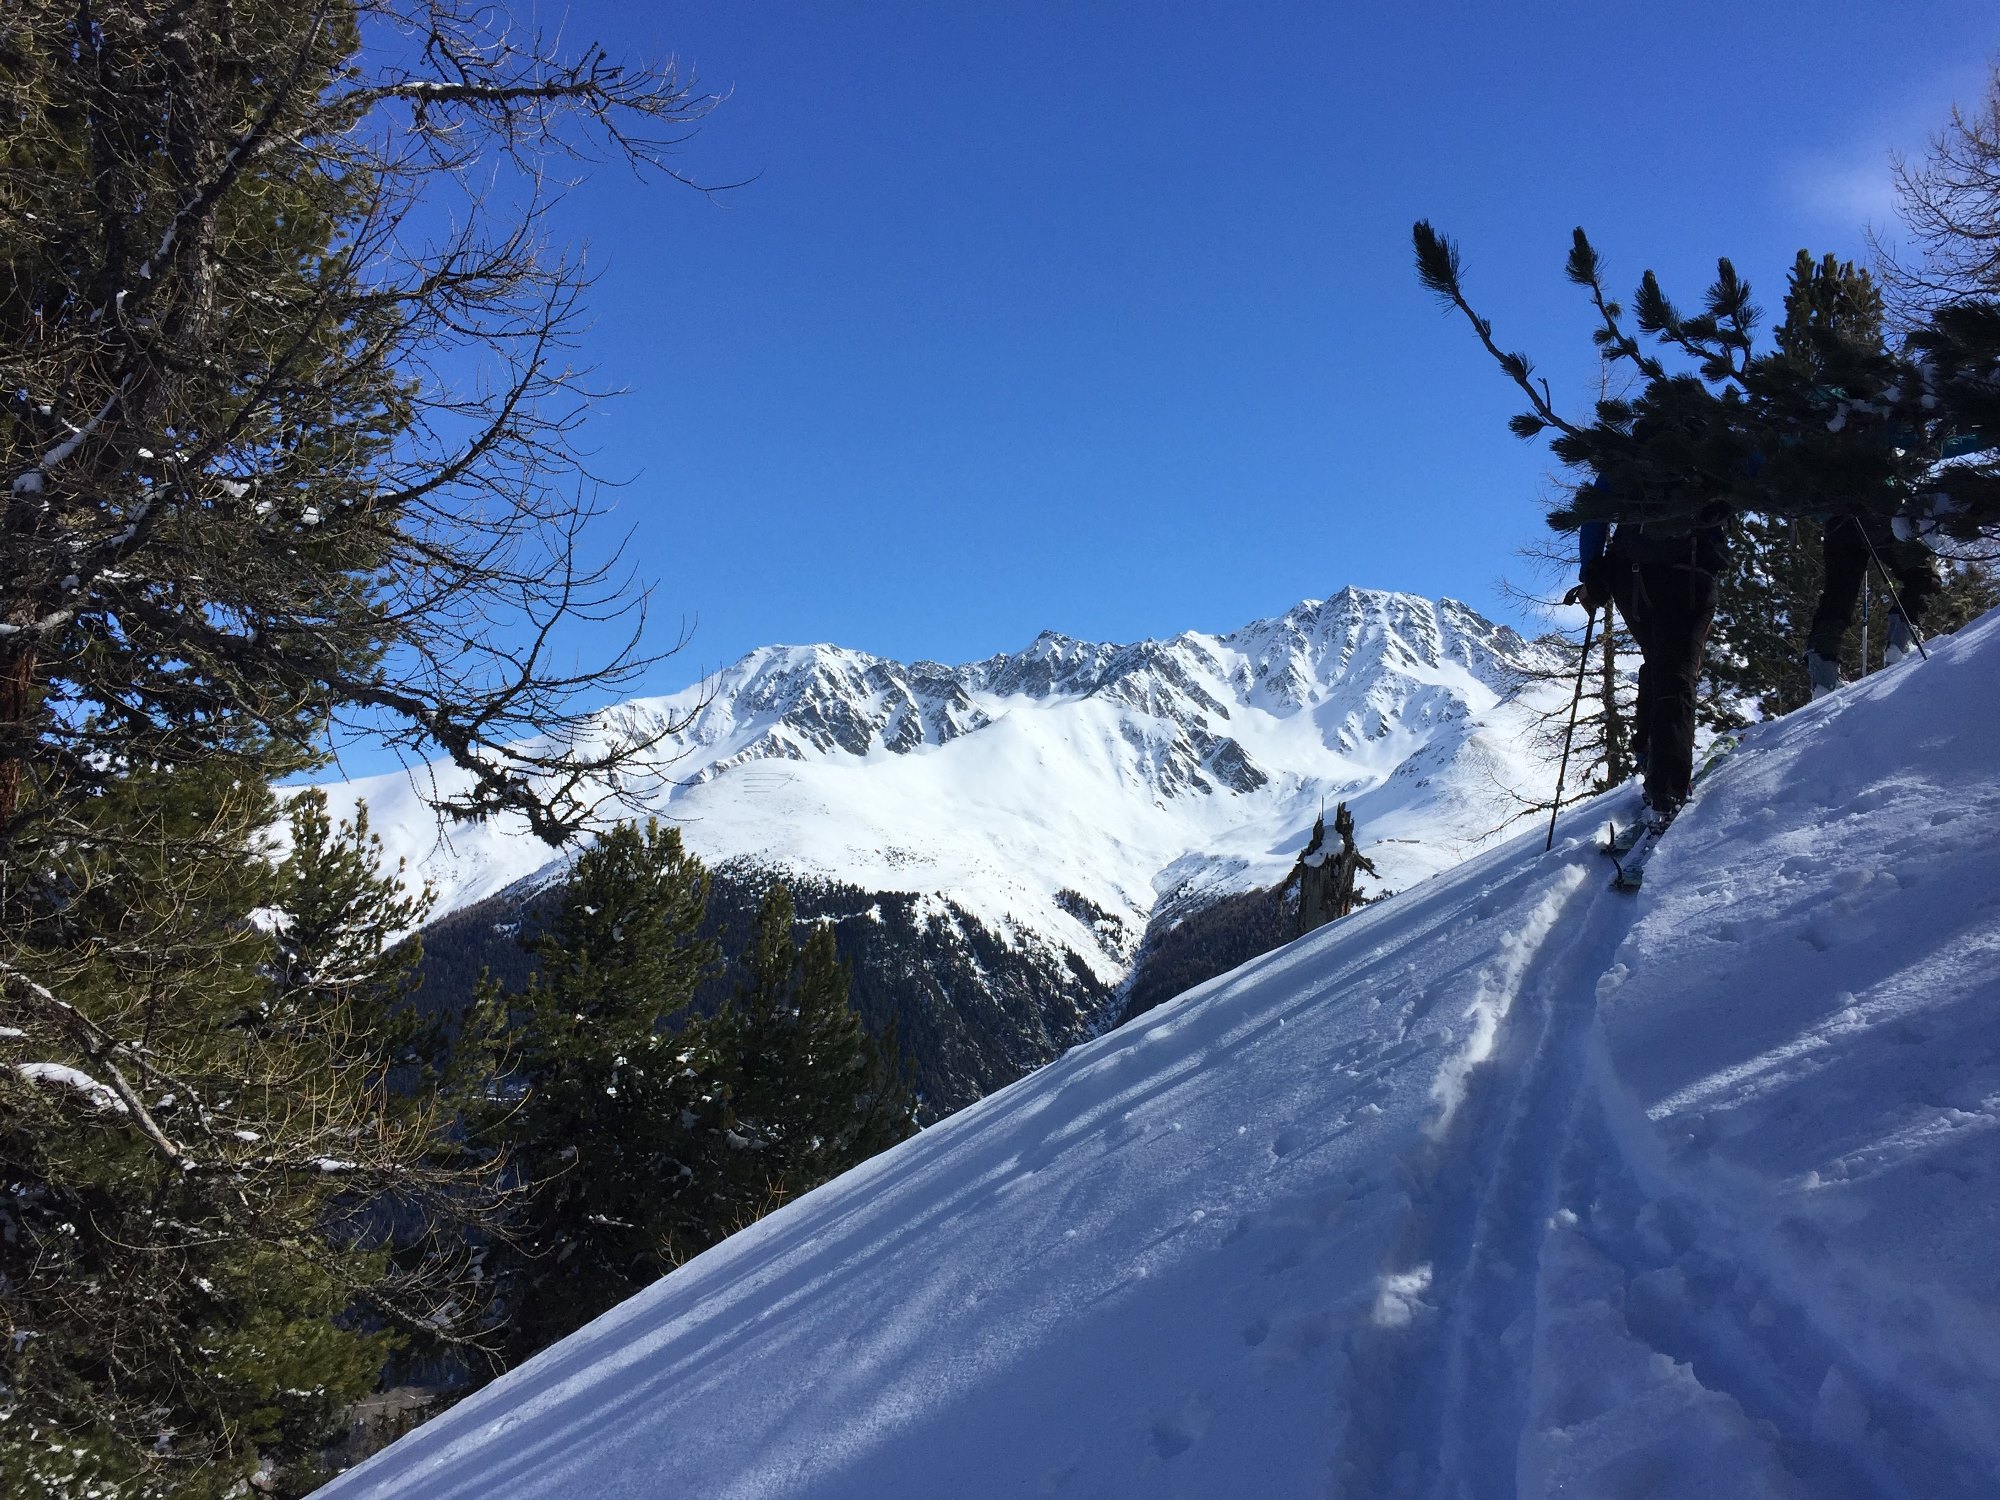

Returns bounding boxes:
[330,587,1566,1011]
[319,602,2000,1500]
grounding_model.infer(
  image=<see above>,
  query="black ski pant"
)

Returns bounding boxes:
[1610,555,1717,812]
[1807,513,1940,659]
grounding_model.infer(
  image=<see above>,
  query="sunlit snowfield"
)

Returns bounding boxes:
[324,609,2000,1500]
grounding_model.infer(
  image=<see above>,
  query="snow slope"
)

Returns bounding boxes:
[319,609,2000,1500]
[322,588,1564,988]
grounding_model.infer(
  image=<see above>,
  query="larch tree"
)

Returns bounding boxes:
[0,0,717,854]
[1872,58,2000,546]
[1495,555,1640,825]
[1874,56,2000,320]
[0,1,725,1491]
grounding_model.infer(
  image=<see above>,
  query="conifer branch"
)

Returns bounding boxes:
[1,959,195,1170]
[1565,227,1663,381]
[1413,221,1581,437]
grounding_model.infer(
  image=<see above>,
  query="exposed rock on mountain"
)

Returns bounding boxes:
[332,587,1565,1112]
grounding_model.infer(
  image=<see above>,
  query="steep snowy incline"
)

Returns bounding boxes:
[319,611,2000,1500]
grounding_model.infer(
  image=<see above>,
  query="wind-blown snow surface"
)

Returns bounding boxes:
[323,589,1561,984]
[321,610,2000,1500]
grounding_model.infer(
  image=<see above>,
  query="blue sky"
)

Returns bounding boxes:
[518,2,1996,694]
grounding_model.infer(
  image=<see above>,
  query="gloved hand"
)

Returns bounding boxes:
[1894,488,1956,545]
[1571,555,1611,612]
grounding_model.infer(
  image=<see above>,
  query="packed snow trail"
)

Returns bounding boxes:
[318,610,2000,1500]
[1328,853,1645,1499]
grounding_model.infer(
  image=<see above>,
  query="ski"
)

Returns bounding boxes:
[1693,732,1741,787]
[1609,821,1666,890]
[1605,817,1648,858]
[1604,811,1665,890]
[1602,733,1741,890]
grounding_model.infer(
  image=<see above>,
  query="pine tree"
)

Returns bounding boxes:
[1908,300,2000,538]
[466,821,731,1362]
[272,790,433,1042]
[1417,221,1999,724]
[714,885,914,1214]
[469,849,918,1365]
[1708,254,1999,712]
[0,5,732,1487]
[1,774,493,1499]
[1927,556,2000,637]
[1706,511,1821,719]
[1704,253,1888,717]
[1414,220,1765,541]
[1413,221,1999,540]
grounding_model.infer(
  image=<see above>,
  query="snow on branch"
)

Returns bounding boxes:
[0,960,421,1181]
[14,1062,129,1114]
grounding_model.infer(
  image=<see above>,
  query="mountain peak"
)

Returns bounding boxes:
[323,588,1563,984]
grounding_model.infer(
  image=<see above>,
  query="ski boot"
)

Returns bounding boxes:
[1883,614,1920,667]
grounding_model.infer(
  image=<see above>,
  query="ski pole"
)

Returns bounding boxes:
[1859,526,1930,661]
[1860,574,1871,675]
[1547,604,1597,853]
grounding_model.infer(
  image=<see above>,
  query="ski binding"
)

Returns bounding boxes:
[1607,820,1667,891]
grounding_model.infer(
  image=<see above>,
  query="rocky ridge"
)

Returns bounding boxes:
[330,587,1566,1112]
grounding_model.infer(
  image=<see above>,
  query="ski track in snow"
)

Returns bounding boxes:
[320,610,2000,1500]
[1330,831,1640,1498]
